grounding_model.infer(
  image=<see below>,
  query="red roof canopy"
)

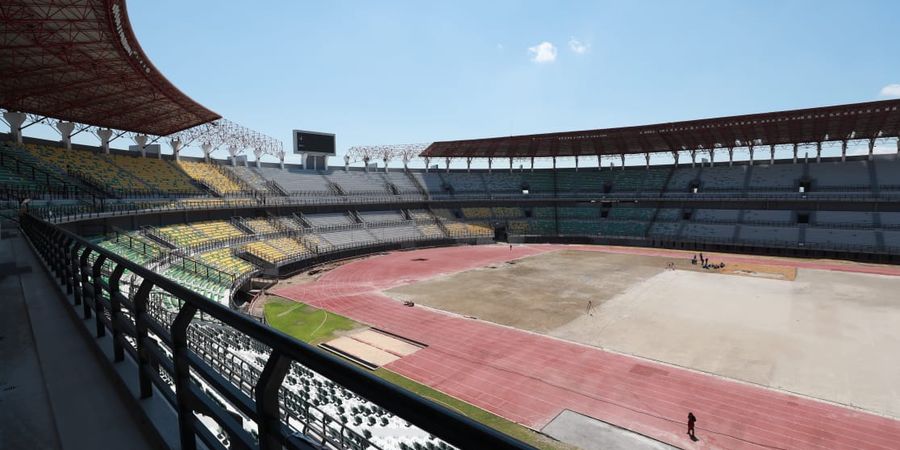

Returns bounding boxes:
[421,99,900,158]
[0,0,220,136]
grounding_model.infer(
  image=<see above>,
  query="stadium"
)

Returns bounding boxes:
[2,1,900,450]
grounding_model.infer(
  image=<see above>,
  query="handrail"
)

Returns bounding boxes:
[20,213,534,450]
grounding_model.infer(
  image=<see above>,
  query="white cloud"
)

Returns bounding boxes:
[528,41,557,63]
[880,84,900,98]
[568,37,590,54]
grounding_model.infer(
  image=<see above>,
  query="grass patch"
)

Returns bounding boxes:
[263,296,360,344]
[264,296,568,450]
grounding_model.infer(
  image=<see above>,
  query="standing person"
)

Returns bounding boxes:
[509,244,513,251]
[687,412,697,440]
[586,300,594,316]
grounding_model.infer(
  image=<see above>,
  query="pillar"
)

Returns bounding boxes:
[227,145,240,166]
[487,158,492,174]
[792,143,798,164]
[672,151,680,167]
[531,157,535,172]
[841,140,847,162]
[383,157,389,173]
[254,148,263,168]
[169,138,184,161]
[3,111,26,143]
[278,150,285,170]
[728,147,734,166]
[708,149,715,167]
[552,157,556,170]
[748,145,754,166]
[201,142,213,163]
[509,157,514,174]
[344,154,350,171]
[645,153,651,170]
[690,150,697,168]
[56,121,75,150]
[896,137,900,159]
[597,155,602,171]
[403,155,410,172]
[134,134,149,158]
[424,157,430,173]
[574,155,579,172]
[445,157,451,173]
[363,156,370,172]
[868,138,876,161]
[620,154,625,170]
[769,144,775,165]
[97,128,113,154]
[466,157,472,172]
[816,142,822,163]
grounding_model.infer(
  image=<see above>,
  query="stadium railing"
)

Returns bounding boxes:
[19,213,535,450]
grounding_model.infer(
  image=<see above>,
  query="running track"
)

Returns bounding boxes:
[274,244,900,449]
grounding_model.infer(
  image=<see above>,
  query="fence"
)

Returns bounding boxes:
[19,213,533,450]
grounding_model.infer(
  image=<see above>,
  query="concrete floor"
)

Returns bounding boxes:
[386,248,900,419]
[0,228,159,450]
[541,410,677,450]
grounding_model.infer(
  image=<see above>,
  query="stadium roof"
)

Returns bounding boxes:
[0,0,220,136]
[421,99,900,159]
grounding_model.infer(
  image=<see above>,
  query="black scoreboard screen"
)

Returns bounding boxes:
[292,130,335,155]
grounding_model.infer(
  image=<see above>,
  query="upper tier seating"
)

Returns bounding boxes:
[680,223,735,241]
[559,220,601,235]
[655,208,681,221]
[881,212,900,228]
[748,163,802,190]
[482,172,524,192]
[381,172,422,193]
[738,225,799,244]
[245,238,309,263]
[874,158,900,189]
[25,144,148,192]
[461,207,492,219]
[177,161,244,195]
[599,220,648,237]
[558,207,600,219]
[226,166,272,192]
[699,165,747,190]
[244,218,278,234]
[813,211,875,227]
[556,171,609,193]
[197,248,256,276]
[357,210,405,223]
[666,167,700,192]
[441,173,487,193]
[521,171,555,192]
[253,168,333,193]
[319,229,378,246]
[493,207,524,218]
[649,222,680,237]
[809,161,871,189]
[613,168,670,192]
[325,171,392,194]
[608,207,654,221]
[157,221,245,247]
[693,209,741,222]
[110,154,199,194]
[743,209,793,224]
[409,172,445,193]
[882,230,900,250]
[367,224,423,241]
[805,228,878,248]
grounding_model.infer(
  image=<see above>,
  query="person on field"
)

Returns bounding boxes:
[687,412,697,440]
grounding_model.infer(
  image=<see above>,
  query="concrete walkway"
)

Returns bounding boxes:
[0,226,160,450]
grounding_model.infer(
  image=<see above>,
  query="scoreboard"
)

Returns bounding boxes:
[292,130,335,155]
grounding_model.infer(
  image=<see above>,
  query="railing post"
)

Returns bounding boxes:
[133,279,155,398]
[108,265,127,362]
[171,303,199,450]
[91,254,108,338]
[64,238,78,294]
[78,248,92,314]
[256,351,291,450]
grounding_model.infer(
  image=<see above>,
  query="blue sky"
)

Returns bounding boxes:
[30,1,900,164]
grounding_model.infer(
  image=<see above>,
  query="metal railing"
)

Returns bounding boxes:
[20,213,534,450]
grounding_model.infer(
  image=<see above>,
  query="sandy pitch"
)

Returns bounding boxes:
[385,249,900,418]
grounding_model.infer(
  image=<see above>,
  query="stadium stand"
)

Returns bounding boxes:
[178,161,245,195]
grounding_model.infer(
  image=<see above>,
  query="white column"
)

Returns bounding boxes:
[644,153,650,169]
[466,157,472,172]
[278,150,285,170]
[597,154,602,171]
[841,140,847,162]
[816,142,822,163]
[748,145,754,166]
[227,145,240,165]
[488,158,492,174]
[424,157,430,173]
[168,138,184,160]
[792,143,798,164]
[383,157,389,173]
[769,144,775,165]
[672,151,680,167]
[56,121,75,150]
[868,138,875,161]
[344,154,350,171]
[509,157,514,173]
[403,155,410,172]
[134,134,149,157]
[728,147,734,166]
[620,154,625,170]
[97,128,113,154]
[201,142,213,162]
[690,150,697,168]
[3,112,26,143]
[708,149,715,167]
[552,157,556,170]
[445,157,451,173]
[253,148,263,168]
[363,156,370,172]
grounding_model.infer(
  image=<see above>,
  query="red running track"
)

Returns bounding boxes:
[274,244,900,449]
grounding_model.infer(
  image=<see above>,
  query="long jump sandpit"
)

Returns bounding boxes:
[274,244,900,450]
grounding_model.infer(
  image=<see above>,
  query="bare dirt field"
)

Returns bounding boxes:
[384,248,900,418]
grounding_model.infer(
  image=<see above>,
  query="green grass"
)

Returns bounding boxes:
[263,295,569,450]
[263,296,360,344]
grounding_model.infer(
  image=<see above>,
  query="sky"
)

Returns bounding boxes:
[21,0,900,165]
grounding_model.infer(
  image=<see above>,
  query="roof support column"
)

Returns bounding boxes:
[620,154,625,170]
[575,155,579,172]
[728,147,734,166]
[769,144,775,165]
[748,145,754,166]
[897,137,900,158]
[645,153,651,170]
[201,142,213,163]
[690,150,696,168]
[3,112,26,143]
[466,157,472,173]
[672,151,680,168]
[424,157,430,173]
[793,143,798,164]
[134,134,148,157]
[383,156,390,173]
[97,128,113,154]
[841,140,847,162]
[487,158,492,174]
[227,145,240,166]
[403,155,410,172]
[253,148,263,168]
[868,138,876,161]
[597,155,602,171]
[56,121,75,151]
[708,149,715,167]
[278,151,285,170]
[816,142,822,163]
[530,157,535,172]
[552,156,557,170]
[445,157,451,173]
[169,138,184,161]
[363,156,371,172]
[510,157,514,173]
[344,154,350,171]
